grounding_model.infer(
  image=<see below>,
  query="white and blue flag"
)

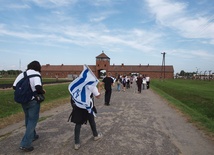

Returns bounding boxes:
[68,65,99,115]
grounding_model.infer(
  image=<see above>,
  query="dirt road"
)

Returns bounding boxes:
[0,85,214,155]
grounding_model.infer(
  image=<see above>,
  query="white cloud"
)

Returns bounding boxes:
[89,10,119,23]
[145,0,214,41]
[166,48,214,60]
[190,50,214,58]
[209,39,214,45]
[146,0,186,23]
[2,18,163,55]
[8,4,30,9]
[0,26,45,40]
[90,16,107,22]
[89,0,124,6]
[30,0,77,8]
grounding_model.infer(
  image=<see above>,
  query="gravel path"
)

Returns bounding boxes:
[0,84,214,155]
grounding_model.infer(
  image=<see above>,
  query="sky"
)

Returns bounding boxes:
[0,0,214,74]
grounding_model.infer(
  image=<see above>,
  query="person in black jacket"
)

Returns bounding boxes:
[136,74,142,93]
[102,72,114,106]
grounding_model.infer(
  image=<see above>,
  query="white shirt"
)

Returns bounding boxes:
[75,85,100,111]
[13,69,42,92]
[88,85,100,96]
[146,76,150,82]
[142,78,147,84]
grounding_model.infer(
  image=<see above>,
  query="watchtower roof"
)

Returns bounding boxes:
[96,51,110,59]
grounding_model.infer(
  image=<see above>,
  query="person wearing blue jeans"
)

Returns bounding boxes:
[115,74,122,91]
[20,100,40,148]
[13,61,45,152]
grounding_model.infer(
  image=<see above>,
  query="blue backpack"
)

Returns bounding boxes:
[14,72,41,104]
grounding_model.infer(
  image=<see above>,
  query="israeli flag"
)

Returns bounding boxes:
[68,65,99,115]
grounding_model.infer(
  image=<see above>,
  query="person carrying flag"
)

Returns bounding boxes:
[68,65,103,150]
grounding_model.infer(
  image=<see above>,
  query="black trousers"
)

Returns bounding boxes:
[147,81,150,89]
[74,114,98,144]
[137,84,142,93]
[105,89,112,105]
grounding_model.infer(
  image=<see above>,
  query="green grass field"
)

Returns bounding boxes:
[0,83,71,118]
[0,78,70,84]
[0,83,71,128]
[151,79,214,133]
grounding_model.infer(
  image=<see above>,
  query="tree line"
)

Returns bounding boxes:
[0,70,22,77]
[175,70,213,80]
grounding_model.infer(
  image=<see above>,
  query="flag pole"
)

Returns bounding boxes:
[84,64,99,82]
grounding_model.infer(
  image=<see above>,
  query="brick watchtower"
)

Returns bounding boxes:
[95,51,110,77]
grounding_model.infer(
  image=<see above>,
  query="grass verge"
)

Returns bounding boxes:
[151,79,214,138]
[0,83,70,129]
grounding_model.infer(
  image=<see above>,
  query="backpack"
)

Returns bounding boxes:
[14,72,41,104]
[123,78,126,84]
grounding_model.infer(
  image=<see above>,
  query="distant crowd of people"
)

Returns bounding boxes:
[115,74,150,93]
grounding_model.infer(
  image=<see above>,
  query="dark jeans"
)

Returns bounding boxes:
[137,84,142,93]
[74,113,98,144]
[105,89,112,104]
[20,100,40,148]
[147,81,150,89]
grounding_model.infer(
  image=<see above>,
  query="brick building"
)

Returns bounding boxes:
[41,52,174,79]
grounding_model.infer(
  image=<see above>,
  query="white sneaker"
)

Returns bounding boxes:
[74,144,80,150]
[94,133,103,141]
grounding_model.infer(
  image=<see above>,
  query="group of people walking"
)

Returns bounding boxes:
[13,62,150,152]
[115,74,150,93]
[70,72,150,150]
[115,75,132,92]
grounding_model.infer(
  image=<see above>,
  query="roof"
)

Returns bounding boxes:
[41,64,174,72]
[41,64,83,72]
[96,52,110,59]
[108,65,174,72]
[41,64,96,72]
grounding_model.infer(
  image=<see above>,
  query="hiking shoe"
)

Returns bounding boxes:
[33,135,39,142]
[74,144,80,150]
[19,146,34,152]
[94,133,103,141]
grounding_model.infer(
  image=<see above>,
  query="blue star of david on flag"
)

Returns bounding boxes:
[68,65,99,114]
